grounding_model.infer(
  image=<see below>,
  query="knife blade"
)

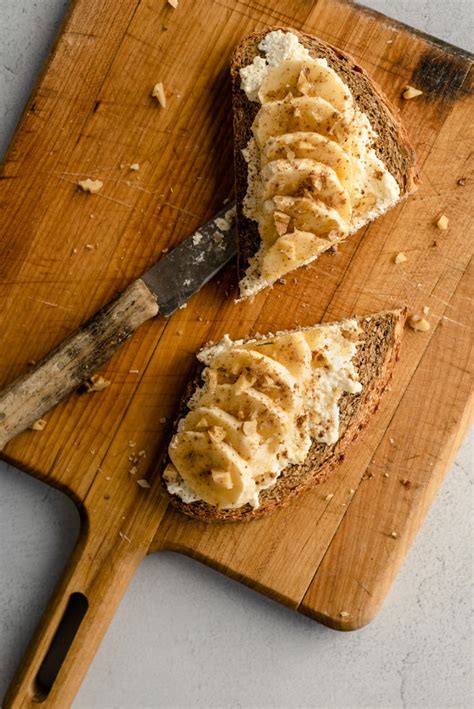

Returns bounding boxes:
[0,202,237,448]
[142,203,237,316]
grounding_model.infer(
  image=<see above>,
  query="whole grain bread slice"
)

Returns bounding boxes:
[230,27,419,286]
[163,308,405,522]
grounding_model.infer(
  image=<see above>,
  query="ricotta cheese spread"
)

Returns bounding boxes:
[164,320,362,509]
[238,30,400,298]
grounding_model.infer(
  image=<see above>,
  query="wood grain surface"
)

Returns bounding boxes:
[0,0,472,705]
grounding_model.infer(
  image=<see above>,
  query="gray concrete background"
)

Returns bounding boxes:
[0,1,472,707]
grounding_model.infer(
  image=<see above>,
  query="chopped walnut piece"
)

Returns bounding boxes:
[78,178,103,194]
[402,85,423,100]
[273,210,291,236]
[408,314,430,332]
[167,0,178,6]
[85,374,111,392]
[211,470,233,489]
[152,82,167,108]
[208,426,226,443]
[30,418,47,431]
[242,420,257,436]
[436,214,449,230]
[393,252,408,264]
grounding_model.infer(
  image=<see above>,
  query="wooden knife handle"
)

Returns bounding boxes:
[3,523,148,708]
[0,279,159,449]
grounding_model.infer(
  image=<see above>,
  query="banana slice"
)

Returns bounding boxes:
[258,195,347,247]
[258,58,353,119]
[244,332,312,381]
[259,159,351,221]
[180,406,258,460]
[261,229,331,282]
[210,348,299,413]
[168,431,255,508]
[252,96,348,148]
[262,132,353,191]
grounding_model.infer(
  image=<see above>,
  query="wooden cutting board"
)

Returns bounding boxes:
[1,0,472,705]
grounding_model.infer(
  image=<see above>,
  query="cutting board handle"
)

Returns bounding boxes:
[4,520,147,708]
[0,279,159,449]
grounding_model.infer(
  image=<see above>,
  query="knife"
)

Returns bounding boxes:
[0,204,237,449]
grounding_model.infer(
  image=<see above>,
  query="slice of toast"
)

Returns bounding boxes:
[231,28,418,298]
[162,309,405,522]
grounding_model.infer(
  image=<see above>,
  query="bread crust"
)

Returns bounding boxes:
[163,309,406,522]
[230,27,419,281]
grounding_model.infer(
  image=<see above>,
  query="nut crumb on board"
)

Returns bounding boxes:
[129,368,139,374]
[422,305,430,316]
[390,531,399,539]
[167,0,178,7]
[393,252,407,264]
[383,472,389,478]
[402,85,423,100]
[129,163,140,171]
[137,479,151,489]
[400,478,412,488]
[324,493,334,501]
[85,374,111,392]
[339,611,350,618]
[30,418,47,431]
[152,82,167,108]
[436,214,449,230]
[129,466,137,475]
[457,177,466,186]
[78,178,103,194]
[389,436,396,446]
[408,314,430,332]
[119,531,131,543]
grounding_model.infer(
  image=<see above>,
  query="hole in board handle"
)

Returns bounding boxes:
[33,592,88,701]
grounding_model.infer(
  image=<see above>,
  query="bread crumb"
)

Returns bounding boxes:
[393,252,407,264]
[129,163,140,171]
[167,0,178,7]
[152,82,166,108]
[137,479,151,488]
[78,178,103,194]
[339,610,350,618]
[436,214,449,230]
[408,314,430,332]
[30,418,47,431]
[390,531,399,539]
[85,374,111,392]
[325,493,334,501]
[402,85,423,100]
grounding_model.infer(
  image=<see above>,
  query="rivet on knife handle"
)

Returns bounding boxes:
[0,279,158,449]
